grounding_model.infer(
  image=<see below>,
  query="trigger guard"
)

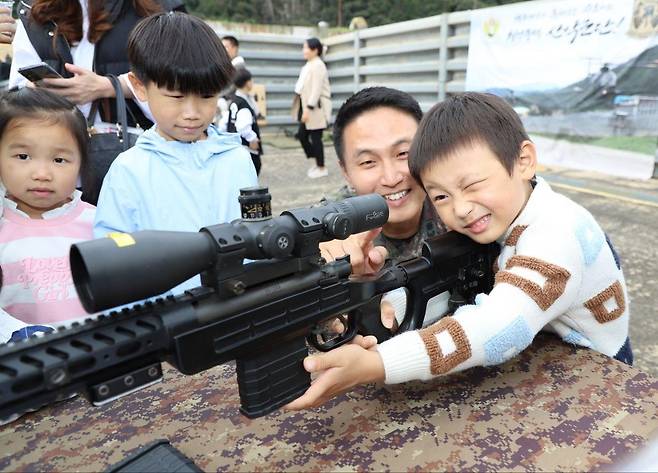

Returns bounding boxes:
[307,315,358,352]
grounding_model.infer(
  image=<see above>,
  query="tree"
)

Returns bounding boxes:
[187,0,526,27]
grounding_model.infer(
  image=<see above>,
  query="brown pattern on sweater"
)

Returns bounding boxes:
[495,256,570,311]
[419,317,471,375]
[584,281,626,323]
[504,225,528,246]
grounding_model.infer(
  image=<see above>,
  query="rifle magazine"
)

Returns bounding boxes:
[236,336,309,418]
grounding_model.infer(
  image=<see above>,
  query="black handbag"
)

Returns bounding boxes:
[81,75,140,206]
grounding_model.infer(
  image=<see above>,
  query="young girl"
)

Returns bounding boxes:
[0,87,95,327]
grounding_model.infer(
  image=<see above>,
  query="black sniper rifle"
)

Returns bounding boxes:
[0,188,496,419]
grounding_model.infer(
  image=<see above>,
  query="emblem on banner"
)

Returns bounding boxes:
[483,17,500,38]
[629,0,658,37]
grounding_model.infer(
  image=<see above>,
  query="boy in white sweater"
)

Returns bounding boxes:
[286,92,631,410]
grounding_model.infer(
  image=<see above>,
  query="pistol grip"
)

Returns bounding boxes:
[355,296,392,343]
[236,336,309,418]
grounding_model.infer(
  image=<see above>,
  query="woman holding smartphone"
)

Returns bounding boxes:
[8,0,186,129]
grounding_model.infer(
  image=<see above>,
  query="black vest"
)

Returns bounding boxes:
[18,0,185,128]
[226,94,262,155]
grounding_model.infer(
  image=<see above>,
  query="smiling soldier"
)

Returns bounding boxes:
[321,87,446,269]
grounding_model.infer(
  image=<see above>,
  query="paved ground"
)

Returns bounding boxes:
[258,134,658,377]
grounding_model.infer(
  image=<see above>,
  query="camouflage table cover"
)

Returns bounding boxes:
[1,334,657,472]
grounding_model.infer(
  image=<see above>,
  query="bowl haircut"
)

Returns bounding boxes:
[409,92,530,182]
[128,12,234,96]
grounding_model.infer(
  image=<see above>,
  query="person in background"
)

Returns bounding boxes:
[94,12,257,295]
[222,35,245,68]
[9,0,186,130]
[216,34,245,126]
[293,37,331,179]
[597,64,617,100]
[0,87,95,326]
[220,67,262,175]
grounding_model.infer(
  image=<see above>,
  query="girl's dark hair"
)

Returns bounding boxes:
[409,92,530,181]
[31,0,162,46]
[0,88,89,173]
[306,37,323,57]
[128,12,234,95]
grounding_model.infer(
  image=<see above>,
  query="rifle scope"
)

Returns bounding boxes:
[70,191,388,313]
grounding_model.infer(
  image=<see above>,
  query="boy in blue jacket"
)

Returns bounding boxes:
[94,13,258,293]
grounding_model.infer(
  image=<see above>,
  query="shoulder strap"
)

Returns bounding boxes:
[88,75,131,152]
[103,0,185,24]
[232,95,249,109]
[103,0,125,25]
[18,0,74,76]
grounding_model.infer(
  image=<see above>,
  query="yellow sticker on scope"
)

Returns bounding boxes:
[107,232,136,247]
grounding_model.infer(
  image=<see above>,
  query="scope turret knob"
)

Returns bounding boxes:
[259,226,294,259]
[324,213,353,239]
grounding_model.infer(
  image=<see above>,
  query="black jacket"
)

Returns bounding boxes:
[226,94,263,156]
[18,0,186,128]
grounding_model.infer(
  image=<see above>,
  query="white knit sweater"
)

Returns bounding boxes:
[378,177,630,384]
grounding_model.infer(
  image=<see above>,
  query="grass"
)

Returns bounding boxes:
[532,133,657,156]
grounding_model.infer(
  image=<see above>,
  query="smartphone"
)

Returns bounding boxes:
[18,62,63,83]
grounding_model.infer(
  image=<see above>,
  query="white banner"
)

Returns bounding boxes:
[466,0,658,179]
[467,0,648,92]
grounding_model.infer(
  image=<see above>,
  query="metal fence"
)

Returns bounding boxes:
[215,11,472,131]
[209,29,307,128]
[0,13,470,130]
[324,12,470,115]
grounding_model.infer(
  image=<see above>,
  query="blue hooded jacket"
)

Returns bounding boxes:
[94,125,258,293]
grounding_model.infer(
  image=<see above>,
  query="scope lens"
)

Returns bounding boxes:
[239,186,272,221]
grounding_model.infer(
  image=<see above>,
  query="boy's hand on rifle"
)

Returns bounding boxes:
[351,334,378,349]
[320,228,388,275]
[324,298,400,340]
[380,299,400,332]
[284,338,385,410]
